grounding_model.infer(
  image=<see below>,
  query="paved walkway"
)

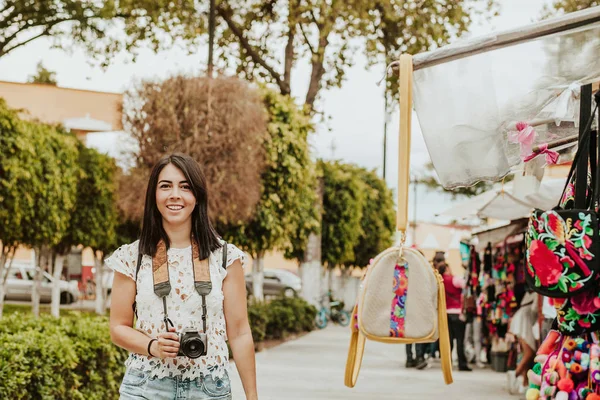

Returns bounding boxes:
[230,325,515,399]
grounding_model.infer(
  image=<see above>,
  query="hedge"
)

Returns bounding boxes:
[0,297,317,399]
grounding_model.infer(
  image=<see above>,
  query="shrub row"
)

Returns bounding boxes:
[0,297,317,399]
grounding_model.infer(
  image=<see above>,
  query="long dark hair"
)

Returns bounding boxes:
[139,153,221,259]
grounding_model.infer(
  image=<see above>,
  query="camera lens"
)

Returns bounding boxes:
[181,336,204,359]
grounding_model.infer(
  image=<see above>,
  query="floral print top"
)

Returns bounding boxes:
[105,238,246,380]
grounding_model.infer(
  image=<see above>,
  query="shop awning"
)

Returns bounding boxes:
[409,6,600,189]
[437,175,566,221]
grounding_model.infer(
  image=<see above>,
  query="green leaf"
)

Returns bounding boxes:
[565,307,580,321]
[557,276,569,293]
[567,272,581,281]
[546,239,559,251]
[535,275,541,287]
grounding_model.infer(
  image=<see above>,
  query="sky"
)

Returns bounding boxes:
[0,0,553,224]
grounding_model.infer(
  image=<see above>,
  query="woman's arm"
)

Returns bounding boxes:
[223,260,257,400]
[109,272,180,358]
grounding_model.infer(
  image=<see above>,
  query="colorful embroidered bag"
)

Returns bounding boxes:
[525,94,600,298]
[344,55,453,388]
[554,286,600,336]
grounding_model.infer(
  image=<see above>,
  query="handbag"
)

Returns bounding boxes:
[344,55,453,388]
[525,92,600,298]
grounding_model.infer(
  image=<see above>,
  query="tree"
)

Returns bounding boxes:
[0,99,40,319]
[0,99,79,318]
[215,0,494,113]
[219,88,318,301]
[28,61,57,85]
[121,75,268,226]
[29,126,79,318]
[346,168,395,270]
[318,161,364,269]
[0,1,206,65]
[56,143,119,316]
[541,1,599,17]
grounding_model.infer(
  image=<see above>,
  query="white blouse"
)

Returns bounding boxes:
[105,238,246,380]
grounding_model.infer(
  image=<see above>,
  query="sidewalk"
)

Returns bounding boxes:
[230,325,514,399]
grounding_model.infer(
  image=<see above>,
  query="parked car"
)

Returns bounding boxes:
[245,268,302,298]
[3,263,80,304]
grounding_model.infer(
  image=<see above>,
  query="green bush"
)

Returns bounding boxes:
[0,297,317,397]
[255,297,317,340]
[0,312,128,400]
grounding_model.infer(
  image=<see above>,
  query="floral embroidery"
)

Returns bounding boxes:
[557,288,600,334]
[526,209,596,295]
[389,262,408,337]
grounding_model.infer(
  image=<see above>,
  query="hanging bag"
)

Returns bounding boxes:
[344,55,453,388]
[525,88,600,298]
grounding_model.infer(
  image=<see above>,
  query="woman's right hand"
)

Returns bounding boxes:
[152,327,180,358]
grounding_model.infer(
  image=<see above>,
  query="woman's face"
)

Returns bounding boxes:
[155,163,196,229]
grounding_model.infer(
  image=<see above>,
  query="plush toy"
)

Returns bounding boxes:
[525,388,539,400]
[557,377,574,393]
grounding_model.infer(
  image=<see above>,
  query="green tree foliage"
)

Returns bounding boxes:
[318,160,364,268]
[58,143,118,255]
[347,168,395,269]
[215,0,495,112]
[220,88,318,258]
[0,99,79,318]
[0,1,206,66]
[541,0,599,17]
[28,61,57,85]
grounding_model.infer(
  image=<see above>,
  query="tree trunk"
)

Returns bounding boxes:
[0,246,13,320]
[50,254,65,318]
[95,253,106,315]
[252,253,265,302]
[299,176,323,307]
[32,247,44,318]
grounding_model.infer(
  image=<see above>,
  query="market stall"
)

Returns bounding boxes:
[396,6,600,399]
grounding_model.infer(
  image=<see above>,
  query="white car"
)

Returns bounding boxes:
[3,263,80,304]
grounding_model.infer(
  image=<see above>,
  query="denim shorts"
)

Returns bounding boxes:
[119,367,232,400]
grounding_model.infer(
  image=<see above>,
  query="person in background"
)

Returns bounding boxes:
[439,261,472,372]
[506,289,538,395]
[541,296,557,340]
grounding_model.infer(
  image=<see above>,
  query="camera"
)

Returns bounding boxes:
[177,328,208,358]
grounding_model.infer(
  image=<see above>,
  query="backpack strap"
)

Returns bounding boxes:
[222,241,228,270]
[132,244,143,317]
[344,304,365,388]
[436,271,454,385]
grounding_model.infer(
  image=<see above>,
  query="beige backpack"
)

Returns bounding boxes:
[344,55,453,387]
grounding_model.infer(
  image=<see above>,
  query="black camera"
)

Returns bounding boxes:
[177,328,207,358]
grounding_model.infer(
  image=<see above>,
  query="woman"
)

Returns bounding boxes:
[439,262,472,372]
[507,289,538,395]
[107,153,257,400]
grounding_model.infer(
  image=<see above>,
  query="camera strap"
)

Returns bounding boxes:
[151,239,228,334]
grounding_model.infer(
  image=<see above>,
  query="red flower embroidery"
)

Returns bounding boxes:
[584,235,592,249]
[560,256,575,268]
[575,220,583,230]
[529,240,563,286]
[579,247,593,261]
[578,319,592,328]
[571,290,599,315]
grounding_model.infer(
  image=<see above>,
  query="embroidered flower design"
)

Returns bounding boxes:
[529,239,563,286]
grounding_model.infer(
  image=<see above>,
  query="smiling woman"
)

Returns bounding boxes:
[106,153,258,400]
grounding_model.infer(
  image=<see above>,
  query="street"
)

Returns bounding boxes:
[230,325,513,400]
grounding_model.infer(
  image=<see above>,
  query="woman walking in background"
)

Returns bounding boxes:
[440,262,472,372]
